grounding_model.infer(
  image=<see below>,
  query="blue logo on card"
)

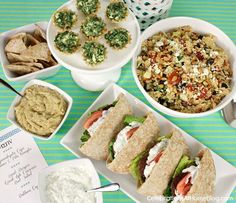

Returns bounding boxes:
[0,128,20,143]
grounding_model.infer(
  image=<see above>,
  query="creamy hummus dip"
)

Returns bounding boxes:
[15,85,68,137]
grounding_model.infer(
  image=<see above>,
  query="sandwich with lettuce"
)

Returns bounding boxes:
[164,148,216,203]
[130,129,189,196]
[106,112,160,173]
[80,93,132,160]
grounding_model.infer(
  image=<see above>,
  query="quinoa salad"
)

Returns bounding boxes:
[136,26,232,113]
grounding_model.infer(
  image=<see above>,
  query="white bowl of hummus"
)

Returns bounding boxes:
[38,158,102,203]
[7,79,73,140]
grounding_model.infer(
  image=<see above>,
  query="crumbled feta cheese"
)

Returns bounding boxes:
[180,93,188,101]
[153,64,161,74]
[193,65,199,74]
[203,68,209,76]
[155,41,164,47]
[143,68,152,79]
[164,66,173,75]
[210,51,219,58]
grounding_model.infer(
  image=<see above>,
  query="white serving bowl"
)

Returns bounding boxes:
[0,21,61,82]
[132,17,236,118]
[7,79,73,140]
[38,158,102,203]
[47,0,140,91]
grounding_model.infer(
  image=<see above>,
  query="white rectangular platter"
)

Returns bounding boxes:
[61,83,236,203]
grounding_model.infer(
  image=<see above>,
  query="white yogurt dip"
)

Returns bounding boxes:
[46,166,95,203]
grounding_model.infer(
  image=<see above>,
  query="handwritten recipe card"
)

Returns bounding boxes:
[0,126,48,203]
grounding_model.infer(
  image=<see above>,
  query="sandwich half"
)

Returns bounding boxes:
[130,129,189,196]
[106,112,160,174]
[80,93,132,160]
[164,148,216,203]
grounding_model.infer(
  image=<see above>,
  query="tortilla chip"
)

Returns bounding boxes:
[80,94,133,160]
[181,149,216,203]
[38,56,57,68]
[9,32,26,40]
[5,37,27,54]
[33,25,46,42]
[49,56,58,66]
[20,43,51,62]
[138,129,189,196]
[26,34,40,46]
[7,53,35,63]
[14,62,44,69]
[5,64,40,75]
[106,112,160,174]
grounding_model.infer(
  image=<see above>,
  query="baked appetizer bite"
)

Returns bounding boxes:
[106,1,128,23]
[81,15,106,40]
[54,31,80,54]
[105,28,131,49]
[53,9,78,30]
[76,0,100,16]
[82,41,106,65]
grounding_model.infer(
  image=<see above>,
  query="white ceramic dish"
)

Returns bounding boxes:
[47,0,140,91]
[0,21,61,82]
[61,83,236,203]
[132,17,236,118]
[7,79,73,140]
[38,158,103,203]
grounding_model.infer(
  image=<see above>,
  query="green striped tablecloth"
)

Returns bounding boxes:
[0,0,236,202]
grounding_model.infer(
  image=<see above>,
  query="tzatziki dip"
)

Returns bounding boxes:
[46,166,95,203]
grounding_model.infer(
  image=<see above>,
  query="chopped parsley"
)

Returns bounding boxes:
[106,1,128,22]
[76,0,100,16]
[54,9,77,30]
[105,28,131,49]
[81,15,106,40]
[54,31,80,54]
[82,41,106,65]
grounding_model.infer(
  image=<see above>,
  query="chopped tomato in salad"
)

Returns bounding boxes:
[83,111,103,129]
[176,173,192,196]
[168,70,181,85]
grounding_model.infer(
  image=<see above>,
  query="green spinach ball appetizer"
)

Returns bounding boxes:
[54,9,78,30]
[105,28,131,49]
[81,15,106,40]
[54,31,80,54]
[82,41,107,65]
[106,1,128,23]
[76,0,100,16]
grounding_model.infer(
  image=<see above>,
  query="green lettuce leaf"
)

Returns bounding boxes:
[157,133,172,142]
[130,151,147,186]
[163,185,172,200]
[124,115,145,125]
[164,155,194,198]
[80,130,91,144]
[173,155,195,178]
[108,139,116,161]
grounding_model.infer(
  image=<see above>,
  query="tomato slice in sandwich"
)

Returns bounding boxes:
[147,151,164,165]
[83,111,103,129]
[126,127,139,139]
[176,173,192,196]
